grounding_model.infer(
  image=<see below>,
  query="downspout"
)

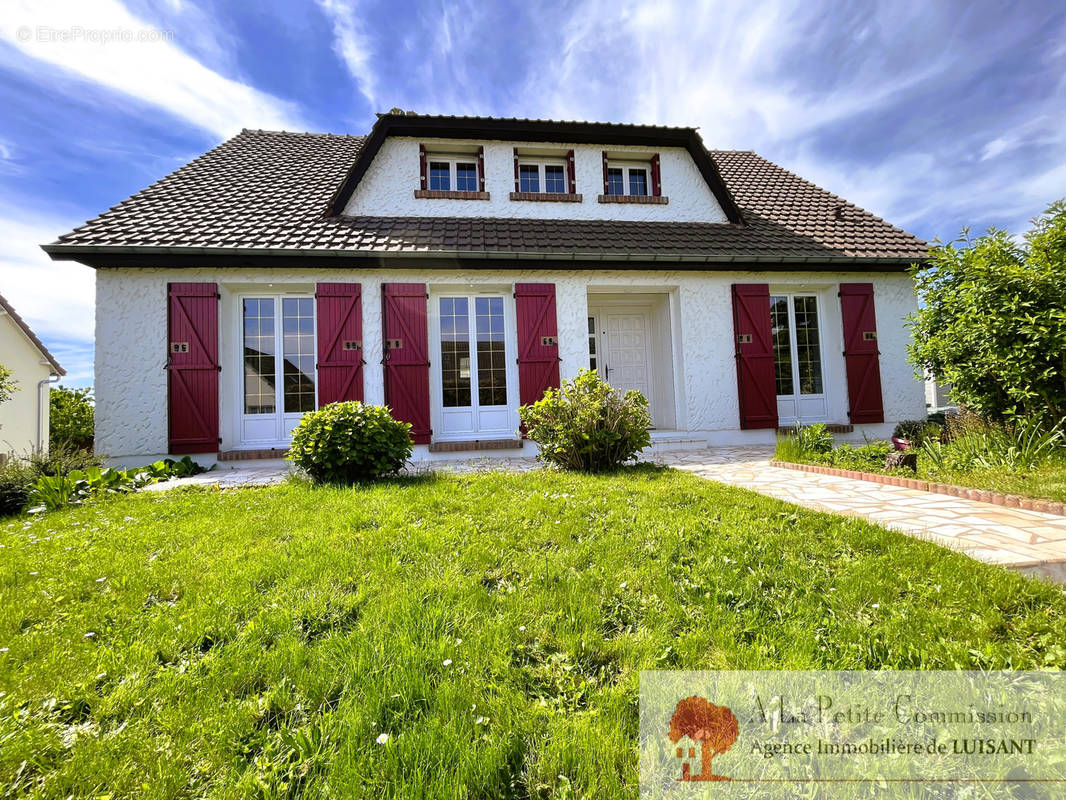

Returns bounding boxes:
[37,373,60,452]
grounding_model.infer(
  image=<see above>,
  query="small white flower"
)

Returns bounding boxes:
[475,716,486,725]
[123,516,135,522]
[620,581,627,589]
[376,733,389,745]
[29,571,38,576]
[443,659,453,667]
[455,638,462,645]
[84,632,96,638]
[0,647,9,653]
[390,693,400,698]
[95,577,106,583]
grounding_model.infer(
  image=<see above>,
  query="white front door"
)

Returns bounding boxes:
[431,294,519,440]
[771,293,828,424]
[238,295,316,446]
[604,313,651,401]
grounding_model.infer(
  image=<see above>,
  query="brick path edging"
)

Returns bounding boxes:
[768,460,1066,517]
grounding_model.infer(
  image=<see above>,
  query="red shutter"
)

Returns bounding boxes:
[419,144,427,189]
[839,283,885,424]
[731,284,778,430]
[601,151,609,193]
[650,153,662,196]
[566,149,576,194]
[477,145,485,192]
[316,283,363,406]
[167,282,219,454]
[515,283,561,406]
[513,147,520,192]
[382,283,431,444]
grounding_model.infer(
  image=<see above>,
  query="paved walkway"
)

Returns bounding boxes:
[143,447,1066,580]
[657,447,1066,581]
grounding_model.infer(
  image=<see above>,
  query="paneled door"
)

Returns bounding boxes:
[239,295,316,446]
[604,313,651,403]
[771,294,828,424]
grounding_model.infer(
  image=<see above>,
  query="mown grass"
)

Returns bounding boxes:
[2,466,1065,798]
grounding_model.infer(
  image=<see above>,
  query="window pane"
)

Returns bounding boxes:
[429,161,450,191]
[770,296,793,397]
[519,164,539,193]
[243,297,276,414]
[544,164,566,193]
[456,162,478,191]
[440,297,471,407]
[475,296,507,406]
[282,297,316,413]
[629,168,648,196]
[793,296,823,395]
[606,167,624,195]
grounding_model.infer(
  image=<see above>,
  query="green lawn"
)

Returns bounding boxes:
[2,467,1065,798]
[926,462,1066,503]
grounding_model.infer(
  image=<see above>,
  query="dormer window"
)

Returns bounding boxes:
[600,152,667,204]
[510,148,581,202]
[417,144,488,199]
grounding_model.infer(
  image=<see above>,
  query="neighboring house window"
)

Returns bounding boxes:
[519,161,567,194]
[427,158,479,192]
[606,163,649,195]
[771,294,824,397]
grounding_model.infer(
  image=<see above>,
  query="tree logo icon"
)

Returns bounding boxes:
[668,695,739,781]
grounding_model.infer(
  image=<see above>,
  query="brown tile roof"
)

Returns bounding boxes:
[0,293,64,375]
[44,128,927,265]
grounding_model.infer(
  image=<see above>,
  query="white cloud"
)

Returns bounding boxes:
[316,0,377,106]
[0,0,307,138]
[0,208,95,384]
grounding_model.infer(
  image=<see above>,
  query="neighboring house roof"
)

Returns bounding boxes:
[43,116,928,268]
[0,293,65,375]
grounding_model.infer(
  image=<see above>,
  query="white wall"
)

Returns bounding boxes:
[95,267,925,460]
[0,313,54,454]
[342,138,729,223]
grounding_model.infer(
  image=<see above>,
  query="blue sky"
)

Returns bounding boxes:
[0,0,1064,387]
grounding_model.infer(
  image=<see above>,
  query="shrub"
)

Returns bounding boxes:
[0,363,16,405]
[795,423,834,455]
[24,457,208,512]
[924,415,1065,474]
[519,370,651,472]
[0,459,33,516]
[50,385,94,451]
[892,419,942,448]
[826,441,893,471]
[26,442,101,479]
[907,200,1066,421]
[287,402,412,484]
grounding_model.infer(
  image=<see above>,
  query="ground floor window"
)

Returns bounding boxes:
[771,293,827,423]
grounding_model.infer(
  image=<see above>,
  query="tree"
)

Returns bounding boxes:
[907,201,1066,421]
[49,385,95,451]
[0,364,17,405]
[668,695,739,781]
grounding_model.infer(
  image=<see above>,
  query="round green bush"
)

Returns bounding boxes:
[519,369,651,472]
[287,402,413,484]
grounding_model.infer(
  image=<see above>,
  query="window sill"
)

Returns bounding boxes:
[414,189,490,200]
[597,194,669,205]
[509,191,583,203]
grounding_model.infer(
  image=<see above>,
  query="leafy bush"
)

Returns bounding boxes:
[287,402,413,484]
[0,459,33,516]
[25,456,208,512]
[519,370,651,472]
[824,441,893,471]
[923,415,1065,473]
[50,385,94,451]
[907,200,1066,421]
[0,363,16,405]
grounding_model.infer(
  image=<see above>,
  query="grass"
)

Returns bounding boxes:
[2,466,1066,798]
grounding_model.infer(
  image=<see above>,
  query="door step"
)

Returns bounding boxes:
[219,448,289,462]
[428,439,524,454]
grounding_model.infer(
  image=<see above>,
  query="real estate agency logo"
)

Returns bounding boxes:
[668,695,739,782]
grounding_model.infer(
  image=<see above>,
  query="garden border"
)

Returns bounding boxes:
[769,460,1066,517]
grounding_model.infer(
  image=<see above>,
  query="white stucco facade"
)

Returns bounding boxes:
[342,138,729,223]
[94,266,925,465]
[0,311,56,454]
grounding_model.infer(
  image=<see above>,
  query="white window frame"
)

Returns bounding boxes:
[771,292,829,424]
[606,161,651,196]
[517,159,569,194]
[427,157,479,192]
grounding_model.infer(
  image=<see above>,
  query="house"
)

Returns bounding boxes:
[42,112,928,466]
[0,292,64,455]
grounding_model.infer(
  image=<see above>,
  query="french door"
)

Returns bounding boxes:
[771,293,827,423]
[239,295,316,445]
[433,294,517,438]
